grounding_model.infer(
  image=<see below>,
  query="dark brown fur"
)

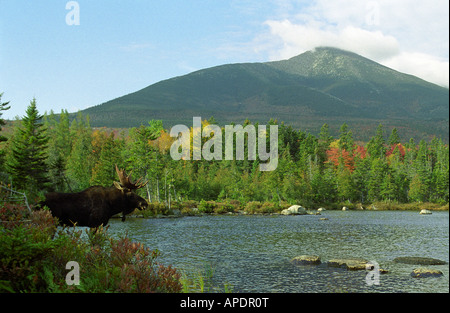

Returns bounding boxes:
[41,186,148,228]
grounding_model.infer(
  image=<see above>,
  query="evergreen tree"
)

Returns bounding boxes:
[66,112,93,191]
[317,123,333,166]
[353,156,370,203]
[367,124,386,159]
[388,128,401,145]
[431,139,449,203]
[45,110,72,191]
[0,92,10,144]
[0,93,11,171]
[126,124,158,201]
[310,165,336,204]
[338,123,354,152]
[367,158,388,202]
[8,98,49,193]
[279,123,300,161]
[409,140,433,202]
[90,132,124,186]
[380,171,396,201]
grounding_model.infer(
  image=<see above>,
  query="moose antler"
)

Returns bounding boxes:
[115,165,148,190]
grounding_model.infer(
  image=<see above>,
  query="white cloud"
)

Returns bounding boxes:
[255,0,449,87]
[382,52,449,87]
[264,20,400,61]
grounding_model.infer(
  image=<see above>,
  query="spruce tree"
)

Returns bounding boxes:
[388,128,400,145]
[8,98,49,192]
[317,123,333,166]
[45,110,72,191]
[0,93,11,171]
[66,112,93,191]
[90,132,124,186]
[338,123,354,152]
[367,124,386,159]
[0,92,10,144]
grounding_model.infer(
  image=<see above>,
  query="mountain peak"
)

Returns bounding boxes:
[268,46,400,81]
[83,47,448,141]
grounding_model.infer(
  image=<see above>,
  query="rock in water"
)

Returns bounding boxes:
[411,268,444,278]
[419,209,432,215]
[393,257,447,265]
[281,205,307,215]
[327,258,368,271]
[291,255,321,265]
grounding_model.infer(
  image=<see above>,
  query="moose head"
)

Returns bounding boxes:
[113,165,149,219]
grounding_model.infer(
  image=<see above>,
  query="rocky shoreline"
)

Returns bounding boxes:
[122,203,448,220]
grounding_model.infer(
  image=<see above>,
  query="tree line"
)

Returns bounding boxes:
[1,96,449,207]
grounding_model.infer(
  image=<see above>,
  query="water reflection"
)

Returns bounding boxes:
[108,211,449,293]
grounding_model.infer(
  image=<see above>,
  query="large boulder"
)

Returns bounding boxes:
[327,258,369,271]
[411,268,444,278]
[291,255,321,265]
[281,205,307,215]
[393,257,447,265]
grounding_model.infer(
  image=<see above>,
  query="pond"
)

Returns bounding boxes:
[107,210,449,293]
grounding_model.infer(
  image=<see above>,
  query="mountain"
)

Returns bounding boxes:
[82,47,449,141]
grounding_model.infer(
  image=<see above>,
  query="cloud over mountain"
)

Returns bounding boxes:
[254,0,449,87]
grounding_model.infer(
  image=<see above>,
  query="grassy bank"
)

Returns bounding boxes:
[367,202,449,211]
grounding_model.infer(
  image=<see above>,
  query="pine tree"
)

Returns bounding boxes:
[336,156,355,202]
[367,124,386,159]
[317,123,333,166]
[0,92,10,144]
[409,140,433,202]
[90,132,124,186]
[431,139,449,203]
[45,110,72,191]
[388,128,401,145]
[338,123,354,152]
[0,93,11,171]
[353,156,370,203]
[8,98,49,192]
[367,158,387,202]
[380,171,396,201]
[126,124,158,202]
[66,112,93,191]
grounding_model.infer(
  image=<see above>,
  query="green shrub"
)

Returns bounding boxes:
[244,201,284,214]
[148,202,170,215]
[0,203,182,293]
[181,200,198,209]
[244,201,262,214]
[198,200,215,214]
[213,203,235,214]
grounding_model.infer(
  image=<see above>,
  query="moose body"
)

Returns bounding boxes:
[42,166,148,228]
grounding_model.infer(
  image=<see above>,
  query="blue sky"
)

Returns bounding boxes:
[0,0,448,119]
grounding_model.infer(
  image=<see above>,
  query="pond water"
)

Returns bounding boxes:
[107,210,449,293]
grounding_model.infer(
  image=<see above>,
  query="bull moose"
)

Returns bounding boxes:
[41,166,148,228]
